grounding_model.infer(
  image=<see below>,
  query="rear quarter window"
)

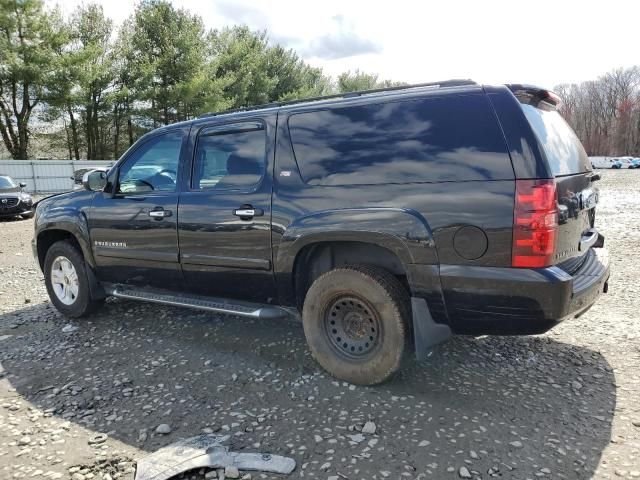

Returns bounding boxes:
[521,105,591,176]
[288,94,513,186]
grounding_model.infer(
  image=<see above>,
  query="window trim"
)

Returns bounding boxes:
[114,129,185,197]
[189,120,267,194]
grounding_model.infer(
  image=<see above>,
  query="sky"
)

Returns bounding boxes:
[49,0,640,90]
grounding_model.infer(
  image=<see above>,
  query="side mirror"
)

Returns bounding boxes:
[83,170,107,192]
[19,182,26,188]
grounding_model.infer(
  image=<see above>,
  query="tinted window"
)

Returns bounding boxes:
[118,132,182,194]
[192,127,265,190]
[0,176,17,188]
[521,105,591,176]
[288,94,512,186]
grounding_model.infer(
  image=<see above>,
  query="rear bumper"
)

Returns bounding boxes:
[440,247,610,335]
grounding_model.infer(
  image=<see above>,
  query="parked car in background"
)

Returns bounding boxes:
[32,81,610,385]
[590,156,623,169]
[0,174,34,219]
[628,158,640,169]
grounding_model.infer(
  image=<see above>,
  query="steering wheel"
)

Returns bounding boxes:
[121,178,154,192]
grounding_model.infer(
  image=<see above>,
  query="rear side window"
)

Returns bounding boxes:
[521,105,591,176]
[192,127,265,191]
[288,94,512,186]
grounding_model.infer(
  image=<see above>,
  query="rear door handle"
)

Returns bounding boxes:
[233,205,264,219]
[149,207,172,219]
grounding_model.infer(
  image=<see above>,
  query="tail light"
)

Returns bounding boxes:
[512,179,558,268]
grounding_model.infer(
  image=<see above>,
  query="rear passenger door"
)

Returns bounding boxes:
[178,116,276,303]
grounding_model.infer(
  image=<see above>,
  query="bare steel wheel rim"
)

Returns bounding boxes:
[324,295,381,359]
[50,256,79,306]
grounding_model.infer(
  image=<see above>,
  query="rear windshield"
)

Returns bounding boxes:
[521,104,591,176]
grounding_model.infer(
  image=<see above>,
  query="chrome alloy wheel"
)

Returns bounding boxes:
[50,256,79,305]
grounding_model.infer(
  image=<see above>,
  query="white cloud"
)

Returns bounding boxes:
[48,0,640,89]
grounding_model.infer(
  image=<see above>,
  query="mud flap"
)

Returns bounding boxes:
[85,264,106,301]
[411,297,452,361]
[135,434,296,480]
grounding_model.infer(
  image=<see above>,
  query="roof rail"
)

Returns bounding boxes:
[200,79,476,118]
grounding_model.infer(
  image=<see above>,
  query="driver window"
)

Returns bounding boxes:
[117,132,182,194]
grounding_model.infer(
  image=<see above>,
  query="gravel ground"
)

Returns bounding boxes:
[1,171,639,480]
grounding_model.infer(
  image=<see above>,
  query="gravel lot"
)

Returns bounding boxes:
[1,171,639,480]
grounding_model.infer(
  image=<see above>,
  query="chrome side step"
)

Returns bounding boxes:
[106,285,293,320]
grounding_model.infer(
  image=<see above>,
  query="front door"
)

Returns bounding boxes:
[88,129,186,289]
[178,118,276,303]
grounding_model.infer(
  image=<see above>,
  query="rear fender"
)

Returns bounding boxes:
[275,208,443,309]
[276,207,438,274]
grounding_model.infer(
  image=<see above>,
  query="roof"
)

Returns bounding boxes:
[199,79,478,120]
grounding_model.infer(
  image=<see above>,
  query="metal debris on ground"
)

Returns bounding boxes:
[134,434,296,480]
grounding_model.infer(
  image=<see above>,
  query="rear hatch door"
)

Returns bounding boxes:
[519,98,599,273]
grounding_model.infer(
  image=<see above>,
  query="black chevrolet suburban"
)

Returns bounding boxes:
[32,80,609,384]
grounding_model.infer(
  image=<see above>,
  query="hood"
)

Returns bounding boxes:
[0,187,21,195]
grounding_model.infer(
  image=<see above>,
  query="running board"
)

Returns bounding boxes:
[106,285,293,320]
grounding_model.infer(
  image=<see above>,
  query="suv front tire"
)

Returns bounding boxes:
[302,266,409,385]
[44,240,103,318]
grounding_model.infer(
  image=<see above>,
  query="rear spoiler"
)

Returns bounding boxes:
[506,84,561,110]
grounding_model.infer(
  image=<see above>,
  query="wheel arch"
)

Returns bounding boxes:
[274,207,438,307]
[291,240,411,309]
[36,222,95,271]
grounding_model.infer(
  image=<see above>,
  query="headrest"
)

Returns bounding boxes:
[226,153,262,176]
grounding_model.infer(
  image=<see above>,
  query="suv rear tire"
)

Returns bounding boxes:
[302,266,409,385]
[44,240,103,318]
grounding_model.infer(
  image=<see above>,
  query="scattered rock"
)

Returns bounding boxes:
[362,421,377,434]
[155,424,172,434]
[62,324,79,334]
[509,441,523,449]
[225,466,239,479]
[459,466,472,478]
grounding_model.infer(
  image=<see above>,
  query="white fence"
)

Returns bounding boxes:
[0,160,113,194]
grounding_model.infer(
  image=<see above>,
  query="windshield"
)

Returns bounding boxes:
[521,104,592,176]
[0,176,17,188]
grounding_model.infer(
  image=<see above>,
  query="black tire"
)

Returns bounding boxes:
[302,265,409,385]
[21,210,34,219]
[44,240,103,318]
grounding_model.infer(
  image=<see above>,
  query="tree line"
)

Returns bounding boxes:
[2,0,639,161]
[556,66,640,157]
[0,0,399,160]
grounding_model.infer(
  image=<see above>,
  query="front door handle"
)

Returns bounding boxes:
[149,207,172,219]
[233,205,264,220]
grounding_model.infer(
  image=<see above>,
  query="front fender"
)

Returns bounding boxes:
[275,207,438,275]
[35,192,96,268]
